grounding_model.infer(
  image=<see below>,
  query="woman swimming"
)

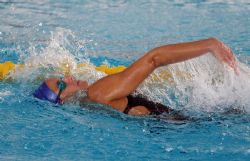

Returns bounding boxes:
[33,38,237,116]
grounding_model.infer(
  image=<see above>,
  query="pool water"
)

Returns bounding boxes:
[1,0,250,160]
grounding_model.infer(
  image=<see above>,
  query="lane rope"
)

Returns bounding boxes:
[0,61,191,81]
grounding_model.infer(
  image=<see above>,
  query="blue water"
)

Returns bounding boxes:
[1,0,250,160]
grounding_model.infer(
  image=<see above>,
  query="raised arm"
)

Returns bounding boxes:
[87,38,237,106]
[150,38,236,67]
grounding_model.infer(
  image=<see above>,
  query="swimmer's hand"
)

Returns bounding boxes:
[211,38,238,74]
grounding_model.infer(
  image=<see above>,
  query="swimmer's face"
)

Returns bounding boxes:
[45,76,88,103]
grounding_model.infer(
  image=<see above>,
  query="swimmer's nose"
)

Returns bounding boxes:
[64,76,76,84]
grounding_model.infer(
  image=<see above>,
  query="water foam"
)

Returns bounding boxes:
[141,54,250,113]
[9,28,250,113]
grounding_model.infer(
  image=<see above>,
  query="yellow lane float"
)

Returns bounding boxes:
[0,61,16,80]
[0,61,191,81]
[0,61,127,80]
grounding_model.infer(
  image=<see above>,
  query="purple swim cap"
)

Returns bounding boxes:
[33,82,60,104]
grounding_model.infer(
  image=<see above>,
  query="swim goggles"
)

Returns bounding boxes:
[56,78,67,100]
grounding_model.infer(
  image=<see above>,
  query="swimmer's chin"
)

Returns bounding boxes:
[61,90,87,105]
[77,80,89,90]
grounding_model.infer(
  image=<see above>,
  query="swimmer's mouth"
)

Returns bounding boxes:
[77,80,80,86]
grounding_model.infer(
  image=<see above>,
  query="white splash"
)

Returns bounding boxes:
[140,53,250,113]
[9,28,102,82]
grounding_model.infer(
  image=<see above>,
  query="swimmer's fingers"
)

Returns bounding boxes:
[224,47,239,74]
[213,40,238,74]
[224,48,235,66]
[225,52,239,75]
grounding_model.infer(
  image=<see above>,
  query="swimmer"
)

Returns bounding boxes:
[33,38,237,117]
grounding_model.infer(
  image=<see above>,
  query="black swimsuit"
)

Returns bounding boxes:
[123,94,173,115]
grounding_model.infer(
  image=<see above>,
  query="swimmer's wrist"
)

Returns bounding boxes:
[208,37,225,54]
[207,37,219,52]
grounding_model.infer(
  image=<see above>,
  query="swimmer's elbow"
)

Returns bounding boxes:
[150,47,172,67]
